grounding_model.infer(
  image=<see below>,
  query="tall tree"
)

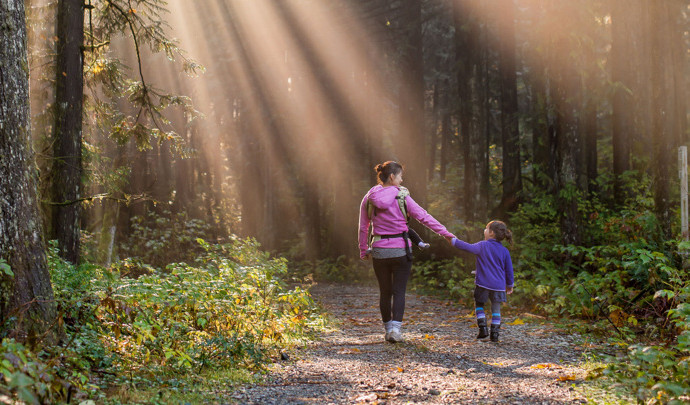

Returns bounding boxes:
[397,0,426,205]
[550,3,584,245]
[610,0,634,205]
[454,0,488,225]
[0,0,60,343]
[51,0,85,264]
[496,0,522,217]
[650,0,673,237]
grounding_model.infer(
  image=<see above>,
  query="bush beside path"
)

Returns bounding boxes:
[230,283,597,404]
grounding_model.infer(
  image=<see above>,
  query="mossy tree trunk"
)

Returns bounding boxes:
[0,0,60,345]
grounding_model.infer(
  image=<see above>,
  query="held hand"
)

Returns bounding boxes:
[445,236,454,246]
[506,286,513,294]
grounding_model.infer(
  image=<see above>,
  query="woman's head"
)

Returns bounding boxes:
[375,161,404,185]
[485,220,513,245]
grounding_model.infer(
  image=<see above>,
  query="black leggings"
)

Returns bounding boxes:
[372,256,412,322]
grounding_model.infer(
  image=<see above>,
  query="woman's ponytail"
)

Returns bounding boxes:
[375,161,403,185]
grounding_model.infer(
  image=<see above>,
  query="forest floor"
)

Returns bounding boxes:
[228,283,615,404]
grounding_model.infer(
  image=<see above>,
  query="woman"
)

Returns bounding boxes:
[358,161,456,343]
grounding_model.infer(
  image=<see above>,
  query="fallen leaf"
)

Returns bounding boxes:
[530,363,561,369]
[507,318,525,325]
[557,374,576,381]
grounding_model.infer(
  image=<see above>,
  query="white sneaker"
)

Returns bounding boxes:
[388,328,403,343]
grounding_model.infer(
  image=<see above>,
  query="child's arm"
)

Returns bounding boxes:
[449,237,482,255]
[505,251,514,293]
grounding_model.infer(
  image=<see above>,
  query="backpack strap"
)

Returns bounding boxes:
[367,187,411,249]
[396,186,410,224]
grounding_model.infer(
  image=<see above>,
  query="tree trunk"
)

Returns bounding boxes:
[551,39,582,245]
[0,0,60,344]
[650,1,672,237]
[427,82,440,182]
[610,0,634,205]
[51,0,85,264]
[454,0,485,224]
[397,0,426,205]
[496,0,522,217]
[582,73,598,194]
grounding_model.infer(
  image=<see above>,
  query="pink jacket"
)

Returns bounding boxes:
[358,185,456,258]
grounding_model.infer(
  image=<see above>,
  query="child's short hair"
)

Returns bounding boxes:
[488,220,513,245]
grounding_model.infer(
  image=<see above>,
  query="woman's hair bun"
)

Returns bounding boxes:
[374,164,383,172]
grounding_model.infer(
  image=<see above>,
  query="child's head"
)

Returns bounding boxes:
[485,220,513,245]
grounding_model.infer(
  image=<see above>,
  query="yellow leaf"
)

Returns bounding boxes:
[424,334,435,339]
[557,374,576,381]
[507,318,525,325]
[397,367,404,372]
[531,363,560,369]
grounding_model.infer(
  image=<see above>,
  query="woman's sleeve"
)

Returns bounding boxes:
[358,195,370,258]
[405,195,455,239]
[451,238,482,255]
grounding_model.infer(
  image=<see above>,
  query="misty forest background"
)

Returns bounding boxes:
[0,0,689,403]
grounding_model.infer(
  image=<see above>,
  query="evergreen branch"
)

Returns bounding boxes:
[43,193,154,206]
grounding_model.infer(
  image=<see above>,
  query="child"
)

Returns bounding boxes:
[446,220,514,342]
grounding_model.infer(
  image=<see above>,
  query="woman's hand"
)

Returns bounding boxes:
[506,286,513,294]
[445,236,454,246]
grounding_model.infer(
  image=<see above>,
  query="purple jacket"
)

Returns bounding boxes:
[451,238,514,291]
[358,185,455,258]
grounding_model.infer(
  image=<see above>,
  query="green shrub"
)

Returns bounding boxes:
[0,237,325,403]
[119,211,214,267]
[605,285,690,404]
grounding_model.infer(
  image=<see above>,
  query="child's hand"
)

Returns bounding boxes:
[445,236,454,246]
[506,286,513,294]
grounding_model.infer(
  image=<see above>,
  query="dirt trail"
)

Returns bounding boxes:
[230,283,591,404]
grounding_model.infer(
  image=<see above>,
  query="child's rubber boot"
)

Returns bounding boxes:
[476,318,489,339]
[490,323,500,342]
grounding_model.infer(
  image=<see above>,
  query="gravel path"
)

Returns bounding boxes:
[231,283,591,404]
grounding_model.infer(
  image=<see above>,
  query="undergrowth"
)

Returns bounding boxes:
[0,237,325,404]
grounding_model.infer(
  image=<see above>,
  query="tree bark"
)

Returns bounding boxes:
[610,0,634,205]
[496,0,522,217]
[454,0,487,224]
[0,0,60,344]
[51,0,85,264]
[650,0,673,237]
[397,0,426,205]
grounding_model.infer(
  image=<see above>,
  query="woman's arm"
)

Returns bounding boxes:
[405,195,455,239]
[358,195,371,258]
